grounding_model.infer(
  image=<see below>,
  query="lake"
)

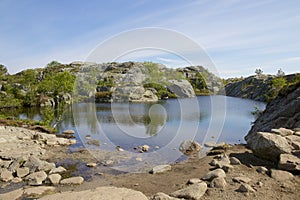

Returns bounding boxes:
[12,95,265,171]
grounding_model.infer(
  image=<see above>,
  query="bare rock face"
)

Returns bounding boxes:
[167,79,195,98]
[245,132,292,161]
[246,86,300,140]
[225,75,274,102]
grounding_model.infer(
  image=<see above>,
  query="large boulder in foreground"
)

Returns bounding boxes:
[246,132,292,161]
[39,186,148,200]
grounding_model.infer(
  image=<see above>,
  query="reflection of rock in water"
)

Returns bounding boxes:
[146,104,167,136]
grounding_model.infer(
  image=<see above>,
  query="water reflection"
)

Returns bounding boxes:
[0,96,266,169]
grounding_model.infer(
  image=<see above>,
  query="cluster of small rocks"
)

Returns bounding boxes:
[0,126,85,199]
[150,147,297,200]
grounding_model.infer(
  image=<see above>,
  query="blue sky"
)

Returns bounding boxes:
[0,0,299,78]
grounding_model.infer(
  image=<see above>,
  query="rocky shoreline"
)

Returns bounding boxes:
[0,125,299,200]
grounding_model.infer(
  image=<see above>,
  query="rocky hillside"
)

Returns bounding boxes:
[246,81,300,141]
[0,61,222,108]
[225,73,299,102]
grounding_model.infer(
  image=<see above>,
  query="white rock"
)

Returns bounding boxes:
[86,162,97,167]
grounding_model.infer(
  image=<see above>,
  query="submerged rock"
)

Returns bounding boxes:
[179,140,201,155]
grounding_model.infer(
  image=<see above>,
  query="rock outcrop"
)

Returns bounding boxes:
[246,85,300,141]
[225,73,299,102]
[0,126,79,187]
[225,75,274,101]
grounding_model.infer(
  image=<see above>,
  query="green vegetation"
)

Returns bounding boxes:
[143,82,177,99]
[271,77,287,90]
[144,62,164,83]
[0,114,56,133]
[0,61,75,108]
[187,73,210,95]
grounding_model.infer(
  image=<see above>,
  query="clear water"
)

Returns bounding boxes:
[12,95,265,171]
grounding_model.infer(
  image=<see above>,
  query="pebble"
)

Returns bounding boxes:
[86,162,97,167]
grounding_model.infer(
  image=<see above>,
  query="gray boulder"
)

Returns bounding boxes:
[278,154,300,171]
[167,79,195,98]
[170,182,207,200]
[246,132,292,161]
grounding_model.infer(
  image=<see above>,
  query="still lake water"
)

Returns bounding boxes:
[14,95,265,170]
